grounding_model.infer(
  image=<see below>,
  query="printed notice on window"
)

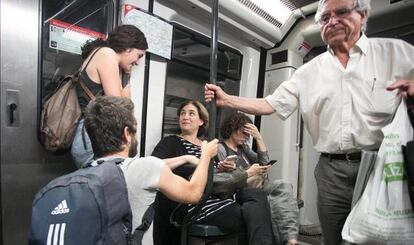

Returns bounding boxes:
[49,19,106,55]
[123,5,173,59]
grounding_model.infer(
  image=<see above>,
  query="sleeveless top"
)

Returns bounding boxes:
[76,70,103,110]
[76,48,129,111]
[75,48,103,111]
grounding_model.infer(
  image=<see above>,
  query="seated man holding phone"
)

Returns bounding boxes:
[217,113,299,245]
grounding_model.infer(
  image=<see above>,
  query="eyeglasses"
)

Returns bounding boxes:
[318,6,356,26]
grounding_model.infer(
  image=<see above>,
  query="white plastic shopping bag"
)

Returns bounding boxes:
[342,100,414,244]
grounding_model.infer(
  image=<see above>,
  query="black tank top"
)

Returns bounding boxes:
[76,70,103,110]
[76,48,103,111]
[76,48,129,110]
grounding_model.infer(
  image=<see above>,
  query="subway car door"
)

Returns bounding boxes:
[0,0,117,244]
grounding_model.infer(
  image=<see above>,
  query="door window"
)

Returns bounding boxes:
[40,0,115,101]
[162,25,243,138]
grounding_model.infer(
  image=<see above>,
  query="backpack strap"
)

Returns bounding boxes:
[81,48,101,73]
[77,48,102,151]
[86,157,125,168]
[78,48,102,100]
[130,203,155,245]
[214,141,230,164]
[218,142,251,169]
[221,141,230,155]
[91,156,155,244]
[79,79,95,100]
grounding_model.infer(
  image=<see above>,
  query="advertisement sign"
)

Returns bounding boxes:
[49,19,106,55]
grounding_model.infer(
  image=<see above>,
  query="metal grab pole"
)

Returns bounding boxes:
[179,3,218,244]
[208,0,219,140]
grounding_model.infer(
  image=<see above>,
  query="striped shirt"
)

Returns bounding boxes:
[177,137,236,221]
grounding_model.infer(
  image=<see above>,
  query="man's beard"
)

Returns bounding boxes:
[128,137,138,157]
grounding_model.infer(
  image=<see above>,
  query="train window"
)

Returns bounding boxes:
[40,0,115,101]
[162,25,242,137]
[172,27,242,80]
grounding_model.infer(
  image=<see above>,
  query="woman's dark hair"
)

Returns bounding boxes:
[177,100,209,137]
[220,112,252,139]
[81,25,148,59]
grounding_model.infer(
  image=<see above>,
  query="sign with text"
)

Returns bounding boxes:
[49,19,106,55]
[123,5,173,59]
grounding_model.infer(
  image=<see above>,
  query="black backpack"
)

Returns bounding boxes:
[29,158,153,245]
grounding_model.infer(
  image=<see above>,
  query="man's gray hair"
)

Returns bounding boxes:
[314,0,371,32]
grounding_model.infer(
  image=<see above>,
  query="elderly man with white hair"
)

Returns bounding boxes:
[204,0,414,243]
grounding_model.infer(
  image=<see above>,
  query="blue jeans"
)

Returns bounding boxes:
[71,119,94,168]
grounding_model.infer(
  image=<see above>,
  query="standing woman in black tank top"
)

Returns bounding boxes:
[71,25,148,168]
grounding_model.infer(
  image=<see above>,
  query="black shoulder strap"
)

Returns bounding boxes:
[84,157,125,168]
[130,203,155,245]
[220,142,250,168]
[78,48,102,100]
[214,141,229,164]
[221,141,230,155]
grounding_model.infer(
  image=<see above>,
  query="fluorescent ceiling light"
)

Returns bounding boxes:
[249,0,293,24]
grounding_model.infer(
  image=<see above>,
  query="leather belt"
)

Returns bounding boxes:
[321,152,362,161]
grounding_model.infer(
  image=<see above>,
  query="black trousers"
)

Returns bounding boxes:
[153,188,274,245]
[197,188,275,245]
[153,192,181,245]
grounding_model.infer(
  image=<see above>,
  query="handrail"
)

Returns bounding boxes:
[169,1,220,245]
[208,0,218,140]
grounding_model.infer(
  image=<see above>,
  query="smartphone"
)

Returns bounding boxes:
[225,155,238,161]
[268,160,278,165]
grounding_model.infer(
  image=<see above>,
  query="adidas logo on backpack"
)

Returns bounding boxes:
[29,158,151,245]
[29,159,134,245]
[51,200,70,215]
